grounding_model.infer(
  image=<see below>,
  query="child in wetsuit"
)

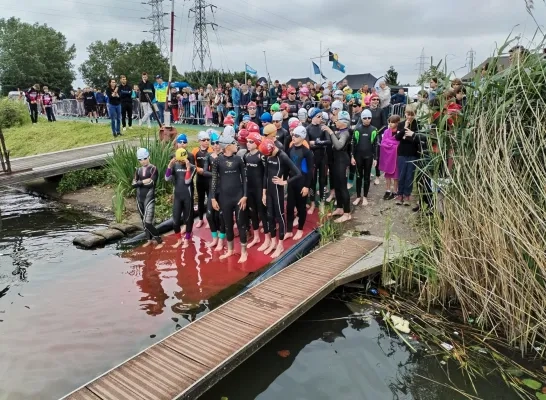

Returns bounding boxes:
[132,148,163,248]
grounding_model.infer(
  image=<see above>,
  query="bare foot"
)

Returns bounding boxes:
[374,178,380,185]
[326,193,335,202]
[293,217,299,228]
[207,238,218,248]
[195,220,203,228]
[143,240,153,248]
[238,251,248,263]
[352,197,361,206]
[154,242,165,250]
[361,197,368,206]
[284,232,293,239]
[204,220,209,229]
[334,214,352,223]
[293,230,304,240]
[263,241,276,255]
[247,234,260,248]
[172,239,182,248]
[215,242,224,252]
[258,238,270,252]
[270,244,284,259]
[182,239,190,249]
[347,182,353,189]
[181,226,186,234]
[307,204,315,215]
[329,208,344,217]
[220,250,233,259]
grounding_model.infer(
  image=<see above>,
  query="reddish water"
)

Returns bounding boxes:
[0,190,318,400]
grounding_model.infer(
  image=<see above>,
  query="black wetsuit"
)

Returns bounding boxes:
[329,128,351,213]
[276,127,289,150]
[203,153,225,237]
[166,161,196,236]
[286,144,314,232]
[348,110,361,182]
[244,150,268,234]
[132,164,162,242]
[305,123,331,204]
[369,106,387,177]
[284,100,300,118]
[326,118,337,192]
[352,123,378,199]
[301,98,313,111]
[211,153,248,244]
[192,147,212,221]
[264,150,301,240]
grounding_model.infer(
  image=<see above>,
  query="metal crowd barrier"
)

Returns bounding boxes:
[389,103,406,117]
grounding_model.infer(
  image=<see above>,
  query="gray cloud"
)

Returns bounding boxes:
[5,0,546,87]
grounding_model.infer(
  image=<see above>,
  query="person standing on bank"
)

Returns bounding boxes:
[119,75,133,132]
[138,72,155,128]
[106,79,122,137]
[154,75,168,125]
[41,86,56,122]
[395,109,419,206]
[351,109,378,206]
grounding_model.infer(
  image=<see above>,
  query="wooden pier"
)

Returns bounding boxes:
[0,140,130,186]
[62,236,381,400]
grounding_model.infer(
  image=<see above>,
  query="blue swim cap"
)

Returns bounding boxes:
[210,132,220,142]
[227,110,236,118]
[243,115,251,121]
[136,148,149,160]
[176,133,188,144]
[260,112,272,123]
[308,107,321,119]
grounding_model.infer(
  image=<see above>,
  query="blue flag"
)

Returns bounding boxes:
[245,64,257,75]
[312,61,327,80]
[332,60,346,73]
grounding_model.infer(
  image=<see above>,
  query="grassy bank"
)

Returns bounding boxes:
[3,120,202,157]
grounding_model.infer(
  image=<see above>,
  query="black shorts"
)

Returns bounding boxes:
[84,105,97,113]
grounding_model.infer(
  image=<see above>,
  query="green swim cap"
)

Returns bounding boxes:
[270,103,280,112]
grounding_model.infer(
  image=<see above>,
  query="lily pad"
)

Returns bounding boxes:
[522,378,542,390]
[535,392,546,400]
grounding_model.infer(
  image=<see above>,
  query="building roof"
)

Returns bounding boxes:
[461,55,511,81]
[339,73,378,90]
[285,77,316,87]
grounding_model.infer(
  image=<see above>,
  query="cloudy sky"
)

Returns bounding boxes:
[5,0,546,87]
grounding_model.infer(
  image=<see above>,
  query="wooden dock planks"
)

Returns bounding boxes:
[63,237,379,400]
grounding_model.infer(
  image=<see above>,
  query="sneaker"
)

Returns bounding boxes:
[387,192,396,201]
[122,127,127,132]
[412,204,421,212]
[395,196,404,205]
[128,126,133,130]
[382,191,391,200]
[403,196,412,206]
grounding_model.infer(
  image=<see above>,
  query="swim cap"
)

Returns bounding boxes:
[322,112,330,121]
[293,125,307,139]
[197,131,210,141]
[243,114,251,121]
[227,110,236,118]
[247,132,262,145]
[297,108,307,121]
[308,107,321,119]
[334,90,344,98]
[219,134,236,147]
[272,112,283,122]
[223,116,234,126]
[280,103,289,111]
[353,92,362,100]
[175,147,188,162]
[270,103,280,112]
[260,112,272,123]
[223,125,236,138]
[176,133,188,144]
[345,94,353,102]
[299,87,310,97]
[247,101,257,108]
[332,100,343,111]
[361,109,372,119]
[136,148,149,160]
[288,117,299,126]
[247,121,260,134]
[263,124,277,138]
[338,110,351,122]
[258,138,276,156]
[238,129,249,145]
[321,95,331,102]
[210,132,220,143]
[289,119,300,131]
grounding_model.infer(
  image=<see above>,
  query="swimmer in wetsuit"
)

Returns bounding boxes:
[192,131,213,228]
[210,135,248,263]
[132,147,163,249]
[203,132,225,251]
[244,131,268,248]
[258,138,301,259]
[165,148,196,248]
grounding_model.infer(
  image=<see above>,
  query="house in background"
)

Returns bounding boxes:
[461,55,511,81]
[285,77,316,88]
[338,73,378,90]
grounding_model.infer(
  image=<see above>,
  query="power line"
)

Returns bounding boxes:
[466,48,476,73]
[142,0,169,58]
[417,48,427,77]
[188,0,216,72]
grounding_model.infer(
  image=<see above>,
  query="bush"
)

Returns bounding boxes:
[57,168,110,194]
[0,98,31,129]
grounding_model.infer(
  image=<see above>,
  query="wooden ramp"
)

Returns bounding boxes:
[0,140,134,186]
[63,237,380,400]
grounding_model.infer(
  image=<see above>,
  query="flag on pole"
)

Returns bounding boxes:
[332,60,346,73]
[245,64,257,75]
[312,61,327,80]
[328,51,338,62]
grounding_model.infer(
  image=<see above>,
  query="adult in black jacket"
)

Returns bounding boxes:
[306,108,331,213]
[119,75,133,131]
[351,109,378,206]
[395,110,419,206]
[138,72,155,128]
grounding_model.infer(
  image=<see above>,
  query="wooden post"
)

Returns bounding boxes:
[0,128,11,173]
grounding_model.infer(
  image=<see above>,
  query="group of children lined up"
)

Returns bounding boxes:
[131,91,431,264]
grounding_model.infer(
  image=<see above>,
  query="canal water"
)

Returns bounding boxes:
[0,189,521,400]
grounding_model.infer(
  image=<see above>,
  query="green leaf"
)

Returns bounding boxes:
[505,368,524,377]
[535,392,546,400]
[521,379,542,390]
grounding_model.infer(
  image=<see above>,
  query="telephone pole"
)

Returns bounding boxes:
[417,48,426,77]
[466,48,476,74]
[142,0,169,58]
[188,0,217,71]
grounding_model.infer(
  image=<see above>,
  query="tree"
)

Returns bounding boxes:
[0,17,76,95]
[416,62,448,86]
[385,66,399,86]
[180,70,250,89]
[79,40,182,89]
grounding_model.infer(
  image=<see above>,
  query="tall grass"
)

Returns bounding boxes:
[318,203,344,246]
[112,183,125,223]
[384,39,546,352]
